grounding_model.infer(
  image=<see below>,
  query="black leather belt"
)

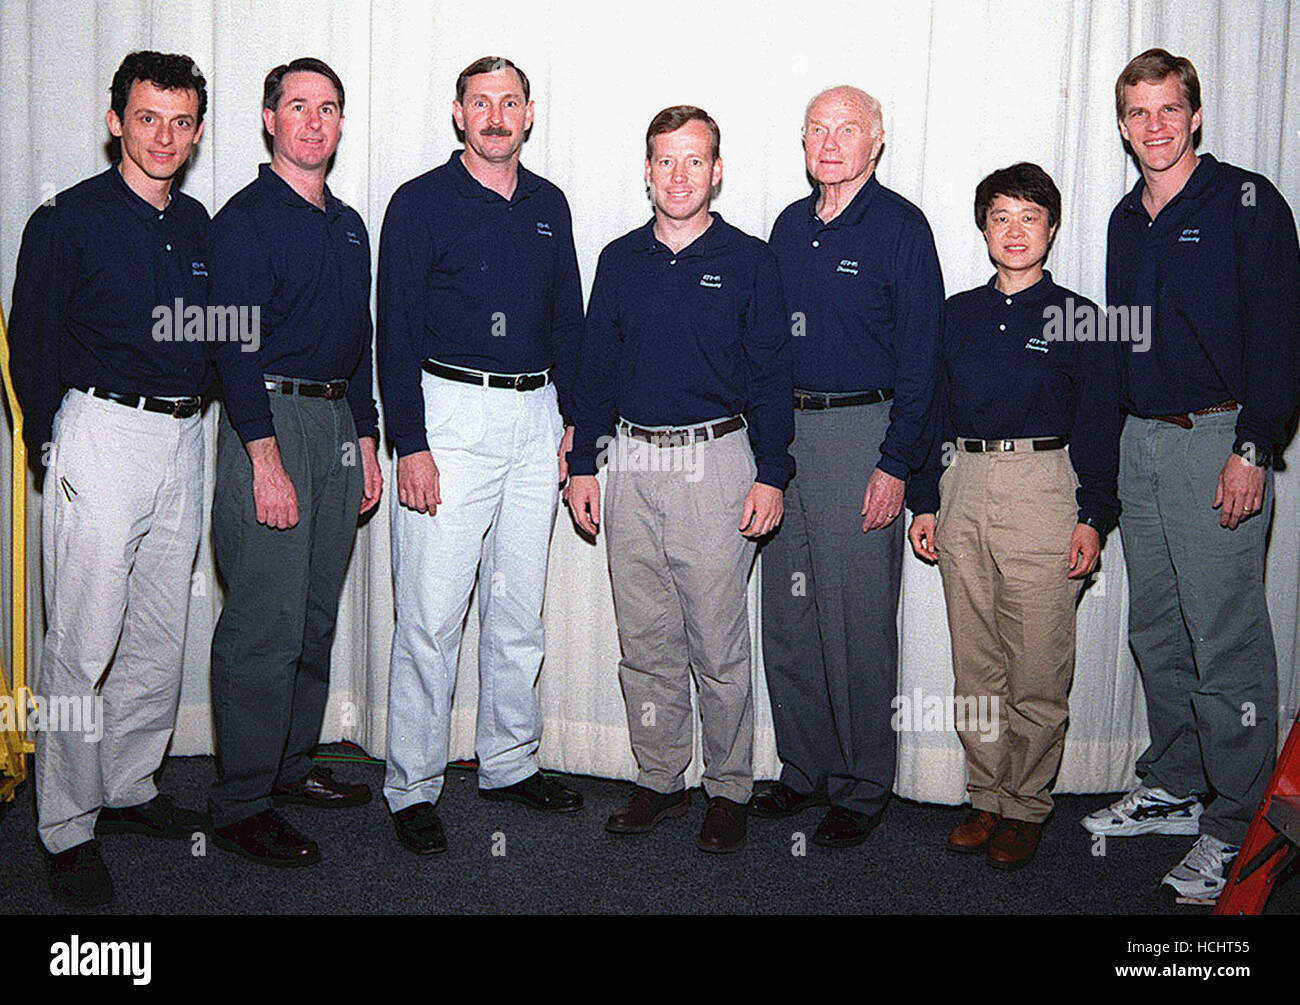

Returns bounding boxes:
[958,436,1067,453]
[794,389,894,410]
[77,387,199,419]
[620,416,746,446]
[422,359,549,391]
[264,377,349,400]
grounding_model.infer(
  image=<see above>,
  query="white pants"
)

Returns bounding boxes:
[384,373,563,810]
[36,389,203,853]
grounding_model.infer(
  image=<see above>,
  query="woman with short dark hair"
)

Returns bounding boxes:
[906,162,1121,869]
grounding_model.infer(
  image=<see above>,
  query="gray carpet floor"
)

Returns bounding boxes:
[3,752,1296,915]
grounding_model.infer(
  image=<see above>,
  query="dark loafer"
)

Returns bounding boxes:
[749,781,826,819]
[698,796,747,854]
[391,803,448,855]
[811,806,880,848]
[605,786,690,834]
[213,809,321,867]
[479,772,583,813]
[947,809,1002,854]
[96,794,210,840]
[986,818,1043,870]
[45,840,114,907]
[272,766,371,809]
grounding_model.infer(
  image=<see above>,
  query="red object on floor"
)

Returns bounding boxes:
[1215,706,1300,915]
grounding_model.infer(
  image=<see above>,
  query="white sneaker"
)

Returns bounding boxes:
[1080,785,1203,836]
[1162,835,1240,899]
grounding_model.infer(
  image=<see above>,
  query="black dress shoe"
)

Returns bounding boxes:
[811,806,880,848]
[96,794,210,840]
[45,840,113,907]
[698,796,748,853]
[749,782,826,819]
[479,772,584,813]
[605,786,691,834]
[272,766,371,809]
[391,803,448,855]
[213,809,320,867]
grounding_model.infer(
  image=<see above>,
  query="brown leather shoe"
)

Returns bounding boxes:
[749,782,826,819]
[605,786,690,834]
[986,818,1043,870]
[946,809,1001,854]
[697,796,747,854]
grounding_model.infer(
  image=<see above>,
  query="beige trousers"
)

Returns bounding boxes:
[935,445,1080,823]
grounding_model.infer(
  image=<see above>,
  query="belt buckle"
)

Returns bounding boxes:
[1000,439,1015,452]
[513,374,527,391]
[327,381,346,400]
[795,393,808,410]
[171,399,195,418]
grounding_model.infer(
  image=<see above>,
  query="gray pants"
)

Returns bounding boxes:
[1119,412,1277,845]
[208,392,362,828]
[605,427,758,804]
[36,389,204,854]
[759,401,901,815]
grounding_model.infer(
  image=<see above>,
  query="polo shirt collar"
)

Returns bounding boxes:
[984,269,1056,308]
[1119,152,1220,218]
[257,162,344,218]
[632,212,733,257]
[805,172,881,228]
[107,162,173,223]
[445,149,542,204]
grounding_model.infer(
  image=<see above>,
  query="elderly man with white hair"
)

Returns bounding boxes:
[753,86,944,847]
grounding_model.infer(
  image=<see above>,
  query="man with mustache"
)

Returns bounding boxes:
[7,50,211,906]
[754,86,943,848]
[377,56,585,854]
[206,58,382,868]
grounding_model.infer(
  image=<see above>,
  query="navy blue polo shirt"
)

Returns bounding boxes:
[7,164,210,458]
[376,151,584,457]
[768,173,945,480]
[906,272,1121,530]
[1108,153,1300,457]
[568,214,795,489]
[209,164,379,444]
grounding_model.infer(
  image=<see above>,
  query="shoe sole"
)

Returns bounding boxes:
[212,833,321,868]
[271,792,371,809]
[606,801,690,835]
[1080,817,1201,837]
[480,790,584,814]
[696,835,746,854]
[986,852,1037,871]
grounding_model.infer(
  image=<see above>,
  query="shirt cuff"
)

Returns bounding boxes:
[876,452,911,482]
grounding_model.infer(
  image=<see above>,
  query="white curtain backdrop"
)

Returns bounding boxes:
[2,0,1297,803]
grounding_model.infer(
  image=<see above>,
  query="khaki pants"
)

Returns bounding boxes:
[605,427,758,804]
[935,445,1080,823]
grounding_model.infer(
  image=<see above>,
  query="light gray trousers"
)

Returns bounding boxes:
[1119,412,1277,845]
[36,389,203,853]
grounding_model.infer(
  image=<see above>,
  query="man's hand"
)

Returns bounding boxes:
[397,450,441,515]
[1213,451,1265,529]
[566,474,601,536]
[557,424,574,484]
[1067,522,1101,579]
[358,436,383,515]
[247,436,299,530]
[739,482,784,538]
[908,513,938,562]
[861,467,905,532]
